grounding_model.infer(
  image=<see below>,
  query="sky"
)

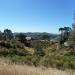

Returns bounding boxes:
[0,0,75,34]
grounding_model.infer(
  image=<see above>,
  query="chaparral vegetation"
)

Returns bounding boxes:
[0,15,75,75]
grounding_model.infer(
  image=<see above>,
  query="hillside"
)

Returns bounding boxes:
[0,28,75,70]
[13,32,58,39]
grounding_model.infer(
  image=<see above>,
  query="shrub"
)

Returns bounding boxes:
[17,49,29,56]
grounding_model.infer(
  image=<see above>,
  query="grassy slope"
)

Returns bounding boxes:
[0,40,75,70]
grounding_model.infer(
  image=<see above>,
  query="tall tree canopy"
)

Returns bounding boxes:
[59,27,71,44]
[3,29,13,40]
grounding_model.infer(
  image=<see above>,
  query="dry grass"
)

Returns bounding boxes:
[0,58,74,75]
[0,63,75,75]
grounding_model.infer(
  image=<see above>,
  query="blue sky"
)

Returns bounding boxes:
[0,0,75,33]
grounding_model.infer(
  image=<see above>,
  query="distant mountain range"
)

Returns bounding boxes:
[13,32,59,40]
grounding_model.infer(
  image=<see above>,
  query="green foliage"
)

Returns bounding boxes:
[10,39,24,49]
[3,29,13,40]
[0,41,12,48]
[0,39,29,57]
[15,33,26,43]
[0,28,75,70]
[68,24,75,45]
[31,40,45,56]
[59,27,71,44]
[40,48,75,69]
[17,49,29,56]
[0,31,3,40]
[0,48,17,56]
[31,40,50,49]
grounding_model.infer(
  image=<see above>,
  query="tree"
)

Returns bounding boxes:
[0,31,3,40]
[63,27,71,40]
[15,33,26,43]
[3,29,13,40]
[68,20,75,44]
[67,12,75,45]
[59,27,71,44]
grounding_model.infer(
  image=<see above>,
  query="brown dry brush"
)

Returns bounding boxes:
[0,64,75,75]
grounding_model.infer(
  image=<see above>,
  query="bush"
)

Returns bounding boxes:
[31,40,45,56]
[17,49,29,56]
[40,50,75,69]
[0,41,12,48]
